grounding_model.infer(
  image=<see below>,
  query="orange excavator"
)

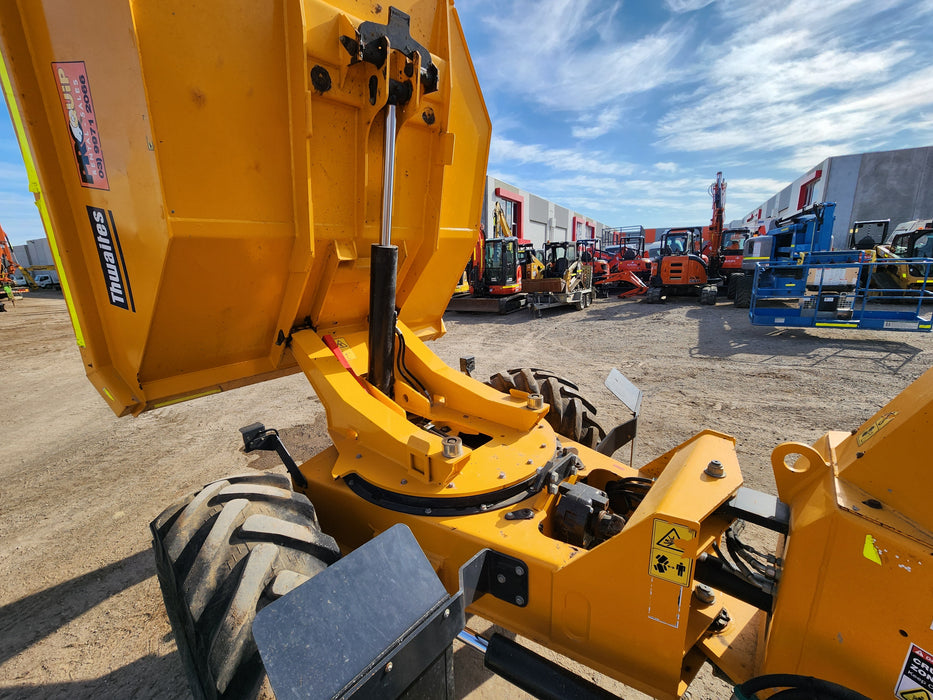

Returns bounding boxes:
[0,224,30,309]
[646,172,726,305]
[594,232,649,298]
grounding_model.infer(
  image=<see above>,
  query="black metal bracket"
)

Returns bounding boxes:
[341,7,439,95]
[459,548,529,608]
[239,422,308,489]
[459,355,476,377]
[595,416,637,456]
[531,450,582,494]
[716,487,790,534]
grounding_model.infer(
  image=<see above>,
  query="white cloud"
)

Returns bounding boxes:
[654,0,933,158]
[654,162,679,173]
[665,0,715,12]
[475,0,689,111]
[490,135,638,176]
[571,108,622,140]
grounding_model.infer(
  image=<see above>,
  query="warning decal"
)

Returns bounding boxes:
[896,644,933,699]
[52,61,109,190]
[649,519,695,587]
[334,338,356,360]
[857,411,897,446]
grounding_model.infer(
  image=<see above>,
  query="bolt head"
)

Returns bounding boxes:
[384,662,393,673]
[515,595,525,606]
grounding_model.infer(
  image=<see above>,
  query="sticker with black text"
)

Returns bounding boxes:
[52,61,109,190]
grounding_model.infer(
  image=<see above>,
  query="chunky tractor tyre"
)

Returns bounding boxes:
[734,274,753,308]
[151,472,341,700]
[699,285,717,305]
[487,368,606,449]
[726,274,739,299]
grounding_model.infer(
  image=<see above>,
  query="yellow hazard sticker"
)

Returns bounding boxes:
[335,337,356,360]
[649,519,695,586]
[900,690,930,700]
[857,411,897,446]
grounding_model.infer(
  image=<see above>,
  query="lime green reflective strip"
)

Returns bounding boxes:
[153,389,222,409]
[863,535,882,565]
[815,322,858,328]
[102,387,115,401]
[0,52,85,347]
[920,324,931,330]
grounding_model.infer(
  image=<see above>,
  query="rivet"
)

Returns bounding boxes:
[498,471,506,479]
[444,609,450,618]
[447,482,456,489]
[384,662,393,673]
[401,479,408,485]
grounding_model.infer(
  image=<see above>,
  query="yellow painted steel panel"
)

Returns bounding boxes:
[0,0,490,415]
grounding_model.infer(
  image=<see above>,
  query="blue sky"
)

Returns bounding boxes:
[2,0,933,245]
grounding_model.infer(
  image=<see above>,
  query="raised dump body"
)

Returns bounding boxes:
[0,0,489,415]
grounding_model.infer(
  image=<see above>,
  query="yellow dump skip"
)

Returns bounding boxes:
[0,0,490,415]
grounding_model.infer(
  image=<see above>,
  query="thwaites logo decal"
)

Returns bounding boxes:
[87,207,134,311]
[52,62,109,190]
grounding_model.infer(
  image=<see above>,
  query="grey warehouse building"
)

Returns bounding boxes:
[481,177,607,248]
[733,145,933,248]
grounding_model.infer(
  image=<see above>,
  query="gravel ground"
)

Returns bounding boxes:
[1,289,930,699]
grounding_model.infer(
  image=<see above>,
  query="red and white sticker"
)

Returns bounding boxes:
[896,644,933,699]
[52,61,109,190]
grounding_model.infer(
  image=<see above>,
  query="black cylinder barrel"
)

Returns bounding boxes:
[484,634,616,700]
[368,244,398,396]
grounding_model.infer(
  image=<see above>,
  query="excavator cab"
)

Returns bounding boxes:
[480,236,521,295]
[720,228,751,254]
[647,227,717,304]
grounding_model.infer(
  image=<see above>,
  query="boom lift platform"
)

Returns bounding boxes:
[5,3,933,699]
[749,258,933,331]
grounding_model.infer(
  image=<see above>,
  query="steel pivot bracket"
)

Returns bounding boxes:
[238,422,308,488]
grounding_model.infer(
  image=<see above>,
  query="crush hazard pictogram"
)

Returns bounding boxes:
[656,528,685,552]
[649,519,695,586]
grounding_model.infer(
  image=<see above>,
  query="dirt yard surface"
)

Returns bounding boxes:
[2,289,931,699]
